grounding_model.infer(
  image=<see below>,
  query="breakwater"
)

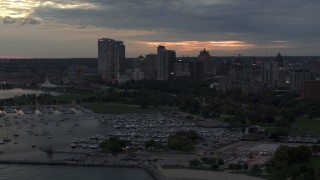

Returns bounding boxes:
[0,160,162,180]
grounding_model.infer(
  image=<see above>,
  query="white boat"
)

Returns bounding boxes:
[3,137,11,142]
[70,143,77,148]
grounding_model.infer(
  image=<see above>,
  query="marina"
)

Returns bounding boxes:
[0,105,244,158]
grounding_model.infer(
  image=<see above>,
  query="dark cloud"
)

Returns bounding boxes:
[1,16,41,25]
[28,0,320,55]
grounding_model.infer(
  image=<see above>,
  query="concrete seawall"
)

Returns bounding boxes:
[0,160,162,180]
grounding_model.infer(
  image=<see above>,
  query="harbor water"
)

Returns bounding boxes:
[0,164,153,180]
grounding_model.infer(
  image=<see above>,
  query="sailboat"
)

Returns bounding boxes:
[3,127,11,142]
[40,140,55,154]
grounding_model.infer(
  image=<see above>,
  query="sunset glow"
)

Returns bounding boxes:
[139,41,255,51]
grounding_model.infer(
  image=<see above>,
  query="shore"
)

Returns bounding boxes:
[0,160,162,180]
[160,168,263,180]
[0,159,265,180]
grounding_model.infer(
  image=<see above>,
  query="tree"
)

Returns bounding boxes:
[189,159,201,167]
[311,145,320,155]
[167,130,199,152]
[228,163,237,170]
[211,164,219,170]
[145,139,156,150]
[99,137,129,155]
[218,158,224,165]
[250,164,262,175]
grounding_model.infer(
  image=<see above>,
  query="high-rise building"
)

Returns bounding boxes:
[190,61,203,80]
[157,46,176,80]
[98,38,125,81]
[146,54,157,80]
[290,69,313,92]
[167,50,176,80]
[157,46,167,80]
[261,60,279,88]
[275,52,284,69]
[199,48,215,78]
[174,60,203,80]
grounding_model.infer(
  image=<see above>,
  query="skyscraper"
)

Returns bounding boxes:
[98,38,125,81]
[157,45,176,80]
[146,53,157,80]
[261,60,279,88]
[199,48,215,78]
[275,52,284,69]
[157,45,167,80]
[167,50,176,80]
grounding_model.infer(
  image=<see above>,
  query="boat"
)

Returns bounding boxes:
[70,143,77,148]
[3,137,11,142]
[3,129,10,142]
[13,133,19,137]
[39,145,55,154]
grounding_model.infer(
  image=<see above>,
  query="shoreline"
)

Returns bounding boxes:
[0,160,162,180]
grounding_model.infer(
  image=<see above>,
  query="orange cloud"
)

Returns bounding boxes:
[138,40,255,51]
[270,40,287,43]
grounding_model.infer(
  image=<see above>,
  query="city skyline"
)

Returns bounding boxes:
[1,0,320,58]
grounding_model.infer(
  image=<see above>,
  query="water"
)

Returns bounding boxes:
[0,110,154,180]
[0,164,153,180]
[0,89,60,99]
[0,111,115,161]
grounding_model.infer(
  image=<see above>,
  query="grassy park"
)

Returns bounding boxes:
[294,118,320,135]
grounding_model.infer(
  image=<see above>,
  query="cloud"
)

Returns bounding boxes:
[1,0,320,56]
[30,0,320,41]
[139,41,255,51]
[1,16,41,25]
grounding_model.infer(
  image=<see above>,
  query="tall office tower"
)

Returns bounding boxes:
[157,45,167,80]
[116,41,126,76]
[199,49,212,77]
[167,50,176,80]
[157,46,176,80]
[98,38,125,82]
[275,52,284,69]
[261,60,279,88]
[146,53,157,80]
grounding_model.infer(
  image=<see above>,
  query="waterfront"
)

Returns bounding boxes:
[0,106,156,179]
[0,104,278,180]
[0,107,114,161]
[0,89,60,100]
[0,164,153,180]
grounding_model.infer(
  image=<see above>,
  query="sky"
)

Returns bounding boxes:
[0,0,320,58]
